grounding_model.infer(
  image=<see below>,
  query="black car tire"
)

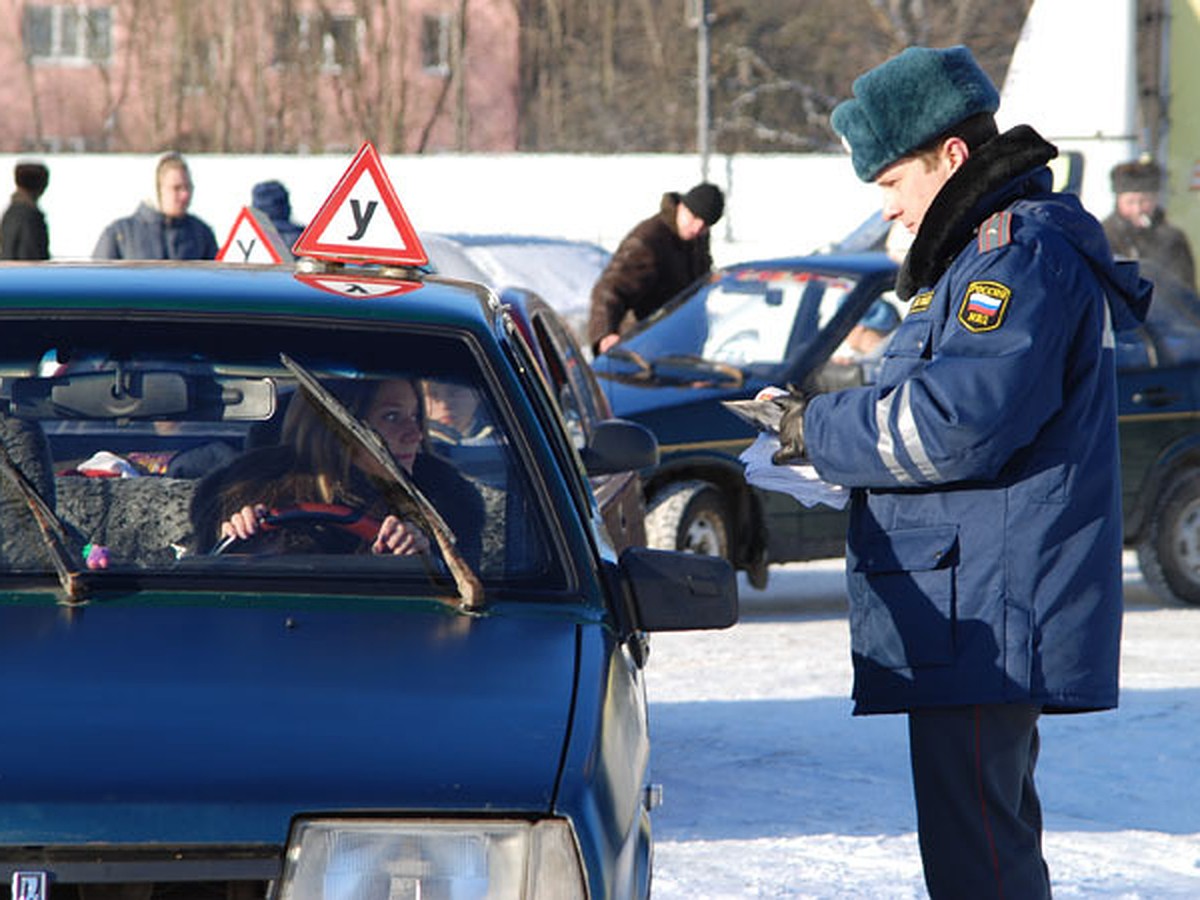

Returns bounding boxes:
[1136,468,1200,606]
[646,480,730,559]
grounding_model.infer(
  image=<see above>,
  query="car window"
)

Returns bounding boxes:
[1118,265,1200,369]
[620,267,863,370]
[529,310,606,450]
[0,322,565,593]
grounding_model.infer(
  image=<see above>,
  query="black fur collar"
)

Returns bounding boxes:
[896,125,1057,299]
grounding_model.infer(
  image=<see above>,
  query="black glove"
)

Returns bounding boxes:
[771,391,809,465]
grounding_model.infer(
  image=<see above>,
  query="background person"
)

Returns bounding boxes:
[771,45,1150,898]
[587,181,724,356]
[93,152,218,260]
[1102,157,1195,290]
[0,161,50,260]
[251,179,305,253]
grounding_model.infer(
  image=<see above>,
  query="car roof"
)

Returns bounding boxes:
[720,251,898,277]
[0,261,502,335]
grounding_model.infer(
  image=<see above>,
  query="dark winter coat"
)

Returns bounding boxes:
[803,126,1152,715]
[0,191,49,260]
[587,192,713,354]
[1102,206,1195,291]
[92,202,218,261]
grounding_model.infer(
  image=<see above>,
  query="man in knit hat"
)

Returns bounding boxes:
[1102,157,1195,289]
[587,181,724,356]
[0,161,51,260]
[770,46,1150,897]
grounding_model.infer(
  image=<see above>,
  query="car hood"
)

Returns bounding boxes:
[0,594,580,845]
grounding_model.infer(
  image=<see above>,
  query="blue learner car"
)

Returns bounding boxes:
[0,258,737,898]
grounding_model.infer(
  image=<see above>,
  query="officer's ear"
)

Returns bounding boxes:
[942,136,970,175]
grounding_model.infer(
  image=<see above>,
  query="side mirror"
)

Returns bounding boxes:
[618,546,738,632]
[580,418,658,475]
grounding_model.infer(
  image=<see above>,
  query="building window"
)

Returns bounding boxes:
[421,13,452,75]
[274,12,360,72]
[22,4,112,65]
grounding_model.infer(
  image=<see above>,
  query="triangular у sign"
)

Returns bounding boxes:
[216,207,290,264]
[292,142,428,267]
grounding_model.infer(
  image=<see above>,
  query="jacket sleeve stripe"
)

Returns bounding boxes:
[875,389,916,484]
[896,383,942,481]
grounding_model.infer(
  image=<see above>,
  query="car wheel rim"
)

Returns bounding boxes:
[683,514,723,556]
[1173,499,1200,584]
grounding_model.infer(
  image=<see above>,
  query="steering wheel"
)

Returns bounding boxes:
[211,502,383,555]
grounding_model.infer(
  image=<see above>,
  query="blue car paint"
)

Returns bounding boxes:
[0,597,581,843]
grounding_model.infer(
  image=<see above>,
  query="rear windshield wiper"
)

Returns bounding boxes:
[280,354,484,612]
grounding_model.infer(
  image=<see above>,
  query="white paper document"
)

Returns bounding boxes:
[739,432,849,510]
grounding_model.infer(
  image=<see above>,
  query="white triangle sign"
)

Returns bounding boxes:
[216,207,289,263]
[292,142,428,266]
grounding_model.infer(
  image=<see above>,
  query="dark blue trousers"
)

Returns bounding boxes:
[908,704,1050,899]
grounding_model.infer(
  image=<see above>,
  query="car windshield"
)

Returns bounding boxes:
[610,266,863,376]
[0,320,563,594]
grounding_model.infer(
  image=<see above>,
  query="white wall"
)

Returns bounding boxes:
[4,151,880,266]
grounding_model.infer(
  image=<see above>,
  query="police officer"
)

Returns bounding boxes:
[772,46,1151,897]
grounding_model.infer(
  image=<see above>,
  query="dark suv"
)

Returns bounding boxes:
[593,252,1200,606]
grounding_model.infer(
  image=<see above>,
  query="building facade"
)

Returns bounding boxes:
[0,0,519,153]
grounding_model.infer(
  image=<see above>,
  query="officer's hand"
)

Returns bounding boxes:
[771,392,809,465]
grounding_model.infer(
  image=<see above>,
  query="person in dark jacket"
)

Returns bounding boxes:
[587,181,724,356]
[771,46,1151,898]
[0,161,50,260]
[1102,157,1195,290]
[93,152,218,260]
[250,179,305,253]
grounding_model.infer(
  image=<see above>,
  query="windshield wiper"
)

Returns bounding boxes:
[280,354,484,612]
[603,348,744,388]
[604,347,653,379]
[0,440,88,604]
[650,354,745,387]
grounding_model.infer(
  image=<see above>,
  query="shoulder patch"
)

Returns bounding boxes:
[908,290,934,314]
[977,211,1013,253]
[957,280,1012,333]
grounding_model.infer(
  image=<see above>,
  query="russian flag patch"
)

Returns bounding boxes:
[957,280,1012,332]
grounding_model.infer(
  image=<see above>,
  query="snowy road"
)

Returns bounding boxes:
[645,554,1200,898]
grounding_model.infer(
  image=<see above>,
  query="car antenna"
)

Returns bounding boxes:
[279,353,484,612]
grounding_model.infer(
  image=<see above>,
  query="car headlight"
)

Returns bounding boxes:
[278,818,588,900]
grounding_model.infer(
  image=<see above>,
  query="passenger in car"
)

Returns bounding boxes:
[423,378,496,445]
[191,377,484,563]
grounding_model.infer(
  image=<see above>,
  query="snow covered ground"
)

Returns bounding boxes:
[645,553,1200,898]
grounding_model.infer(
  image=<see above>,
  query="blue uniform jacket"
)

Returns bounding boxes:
[804,128,1151,715]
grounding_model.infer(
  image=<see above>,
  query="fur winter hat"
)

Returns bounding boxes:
[680,182,724,225]
[1111,159,1162,194]
[831,45,1000,182]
